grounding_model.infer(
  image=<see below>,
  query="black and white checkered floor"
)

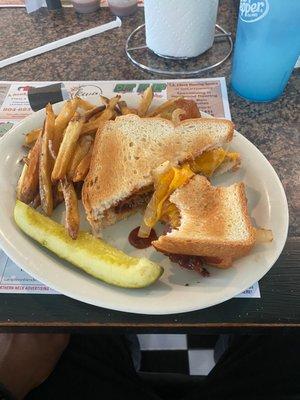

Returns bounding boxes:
[138,335,218,376]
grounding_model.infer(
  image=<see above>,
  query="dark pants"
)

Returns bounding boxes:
[26,334,300,400]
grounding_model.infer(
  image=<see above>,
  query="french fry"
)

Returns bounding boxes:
[138,86,153,117]
[73,144,93,182]
[48,139,57,161]
[148,97,182,117]
[68,136,93,180]
[79,97,119,136]
[60,178,80,239]
[84,105,106,122]
[25,128,42,147]
[53,99,78,153]
[31,193,41,209]
[80,107,116,137]
[100,95,110,105]
[53,184,64,209]
[115,103,122,116]
[107,95,121,110]
[98,94,119,111]
[80,119,99,136]
[22,156,30,166]
[16,163,28,200]
[90,96,119,125]
[76,96,95,111]
[97,106,116,123]
[51,113,84,182]
[118,100,138,115]
[90,112,104,121]
[18,134,42,204]
[39,104,55,216]
[74,181,83,200]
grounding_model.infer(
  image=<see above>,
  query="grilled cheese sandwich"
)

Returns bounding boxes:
[82,114,238,233]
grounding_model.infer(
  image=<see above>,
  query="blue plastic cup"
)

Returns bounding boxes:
[231,0,300,102]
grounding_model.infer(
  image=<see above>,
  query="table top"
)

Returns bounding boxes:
[0,1,299,332]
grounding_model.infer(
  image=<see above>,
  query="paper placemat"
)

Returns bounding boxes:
[0,78,260,298]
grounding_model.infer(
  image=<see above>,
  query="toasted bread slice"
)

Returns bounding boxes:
[152,175,256,266]
[214,154,241,176]
[82,115,234,232]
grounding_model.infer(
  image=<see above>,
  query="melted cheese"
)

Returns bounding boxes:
[160,201,181,228]
[144,164,194,227]
[190,148,239,177]
[143,148,239,230]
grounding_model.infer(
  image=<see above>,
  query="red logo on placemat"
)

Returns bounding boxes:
[18,86,30,92]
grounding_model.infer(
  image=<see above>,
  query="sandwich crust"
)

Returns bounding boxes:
[152,175,256,264]
[82,115,234,232]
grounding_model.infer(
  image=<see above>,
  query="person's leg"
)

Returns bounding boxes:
[183,335,300,400]
[26,334,161,400]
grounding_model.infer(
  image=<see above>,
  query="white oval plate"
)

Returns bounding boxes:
[0,97,289,315]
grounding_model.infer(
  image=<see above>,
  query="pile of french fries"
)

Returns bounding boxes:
[17,87,198,239]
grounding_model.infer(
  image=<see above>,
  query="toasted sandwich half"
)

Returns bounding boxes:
[82,114,238,233]
[152,175,256,268]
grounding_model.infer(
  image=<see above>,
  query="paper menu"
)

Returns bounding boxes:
[0,78,259,298]
[0,78,231,124]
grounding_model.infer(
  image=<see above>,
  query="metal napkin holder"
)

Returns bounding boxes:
[126,24,233,76]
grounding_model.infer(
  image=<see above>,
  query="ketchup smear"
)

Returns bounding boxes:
[168,254,210,277]
[129,226,222,277]
[129,227,158,249]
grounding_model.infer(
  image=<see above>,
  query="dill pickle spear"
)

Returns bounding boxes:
[14,200,163,288]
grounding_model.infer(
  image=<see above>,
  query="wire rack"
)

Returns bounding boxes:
[126,24,233,77]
